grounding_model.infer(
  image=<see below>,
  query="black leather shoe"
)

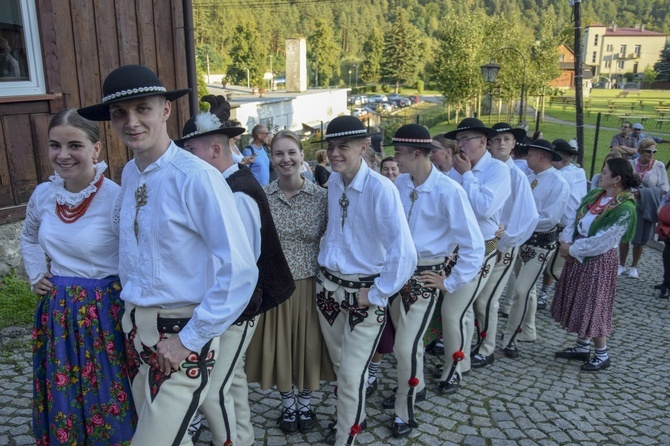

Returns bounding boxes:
[437,375,460,395]
[471,353,494,368]
[659,287,669,299]
[554,348,590,361]
[298,410,317,432]
[278,408,298,433]
[654,282,665,290]
[365,378,378,397]
[581,356,611,371]
[503,342,519,358]
[382,387,426,409]
[325,419,367,444]
[536,298,547,310]
[391,421,412,438]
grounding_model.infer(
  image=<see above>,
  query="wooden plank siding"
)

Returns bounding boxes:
[0,0,191,224]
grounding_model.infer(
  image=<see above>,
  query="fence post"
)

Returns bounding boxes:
[590,112,602,179]
[535,110,541,132]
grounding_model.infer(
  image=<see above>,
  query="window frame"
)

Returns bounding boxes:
[0,0,46,98]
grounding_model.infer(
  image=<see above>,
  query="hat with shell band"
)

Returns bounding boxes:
[174,95,245,147]
[525,139,562,162]
[552,138,578,155]
[443,117,495,140]
[77,64,191,121]
[314,115,379,143]
[490,122,526,142]
[384,124,434,150]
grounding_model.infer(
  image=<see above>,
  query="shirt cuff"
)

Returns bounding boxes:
[367,285,388,308]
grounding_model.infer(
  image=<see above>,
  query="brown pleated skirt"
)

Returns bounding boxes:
[245,277,335,392]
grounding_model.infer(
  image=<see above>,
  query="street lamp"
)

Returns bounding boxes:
[353,64,358,88]
[268,55,273,90]
[348,69,352,87]
[481,47,526,125]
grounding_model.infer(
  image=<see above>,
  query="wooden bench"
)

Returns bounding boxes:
[656,119,670,129]
[655,107,670,118]
[620,116,649,125]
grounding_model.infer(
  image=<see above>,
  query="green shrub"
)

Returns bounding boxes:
[416,80,424,94]
[381,84,391,93]
[0,272,37,329]
[370,84,378,92]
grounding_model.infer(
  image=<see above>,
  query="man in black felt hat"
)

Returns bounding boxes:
[78,65,259,445]
[469,123,538,369]
[314,115,417,445]
[175,95,294,446]
[502,139,569,359]
[535,139,588,311]
[431,118,510,390]
[384,124,484,438]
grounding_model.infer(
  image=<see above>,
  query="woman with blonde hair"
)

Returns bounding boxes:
[245,130,334,433]
[618,138,669,278]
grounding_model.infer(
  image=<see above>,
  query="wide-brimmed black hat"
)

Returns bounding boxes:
[444,118,494,140]
[78,65,191,121]
[174,95,245,147]
[525,139,562,162]
[314,115,378,143]
[491,122,526,141]
[384,124,433,150]
[552,139,578,155]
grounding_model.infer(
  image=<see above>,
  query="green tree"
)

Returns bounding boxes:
[643,65,658,83]
[227,22,267,87]
[360,27,385,84]
[654,42,670,81]
[380,9,421,93]
[307,18,341,87]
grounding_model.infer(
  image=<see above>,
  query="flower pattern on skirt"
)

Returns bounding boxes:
[33,275,136,446]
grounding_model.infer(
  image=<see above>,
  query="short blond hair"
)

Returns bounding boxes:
[638,138,656,152]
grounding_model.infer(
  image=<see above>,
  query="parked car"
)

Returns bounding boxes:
[368,94,388,104]
[387,93,402,101]
[407,95,420,104]
[377,102,394,113]
[394,97,411,108]
[352,107,368,117]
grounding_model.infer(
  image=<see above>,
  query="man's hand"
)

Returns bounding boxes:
[559,242,575,263]
[495,224,505,239]
[419,270,447,291]
[156,335,192,375]
[452,151,472,175]
[357,287,371,308]
[32,272,53,295]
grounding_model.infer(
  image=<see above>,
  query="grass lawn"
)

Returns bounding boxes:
[0,272,36,329]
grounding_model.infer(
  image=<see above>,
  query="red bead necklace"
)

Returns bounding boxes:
[589,193,611,215]
[56,175,105,223]
[636,159,652,179]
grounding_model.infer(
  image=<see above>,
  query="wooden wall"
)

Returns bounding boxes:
[0,0,192,224]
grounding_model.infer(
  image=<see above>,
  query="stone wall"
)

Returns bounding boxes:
[0,221,26,280]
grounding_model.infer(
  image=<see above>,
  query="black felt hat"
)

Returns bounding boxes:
[491,122,526,141]
[525,139,562,162]
[174,95,245,147]
[552,139,578,155]
[444,118,495,139]
[77,64,191,121]
[384,124,434,150]
[314,116,378,143]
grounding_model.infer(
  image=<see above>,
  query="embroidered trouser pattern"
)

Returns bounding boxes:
[472,247,519,357]
[545,244,565,281]
[505,244,556,344]
[389,271,440,423]
[316,271,385,446]
[200,317,257,446]
[123,304,218,446]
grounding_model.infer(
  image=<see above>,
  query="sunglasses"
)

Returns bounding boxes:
[644,149,657,154]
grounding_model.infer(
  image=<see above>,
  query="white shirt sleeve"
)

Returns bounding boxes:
[19,187,48,285]
[568,212,634,263]
[460,166,510,221]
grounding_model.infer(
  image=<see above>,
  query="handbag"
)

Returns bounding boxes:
[655,203,670,239]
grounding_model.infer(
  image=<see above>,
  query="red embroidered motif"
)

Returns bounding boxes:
[480,331,487,339]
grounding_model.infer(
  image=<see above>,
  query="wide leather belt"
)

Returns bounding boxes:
[157,317,190,334]
[320,268,379,289]
[525,226,559,247]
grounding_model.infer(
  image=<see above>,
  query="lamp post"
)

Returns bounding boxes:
[354,64,358,88]
[349,69,352,87]
[269,55,273,90]
[481,47,526,125]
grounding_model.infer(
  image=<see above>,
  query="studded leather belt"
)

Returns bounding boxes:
[320,268,379,289]
[157,317,190,334]
[525,226,559,247]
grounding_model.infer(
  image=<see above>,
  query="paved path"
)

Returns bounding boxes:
[2,246,669,445]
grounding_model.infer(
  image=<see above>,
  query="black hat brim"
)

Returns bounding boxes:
[383,141,434,150]
[313,130,379,144]
[492,128,526,141]
[174,127,245,147]
[526,144,563,162]
[78,89,191,121]
[444,126,495,140]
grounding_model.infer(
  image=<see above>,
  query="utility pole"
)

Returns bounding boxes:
[572,0,585,165]
[354,64,358,88]
[206,53,211,84]
[269,55,273,90]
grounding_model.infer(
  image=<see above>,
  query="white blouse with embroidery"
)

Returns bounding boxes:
[19,162,120,285]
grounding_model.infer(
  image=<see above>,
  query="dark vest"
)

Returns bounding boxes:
[226,165,295,319]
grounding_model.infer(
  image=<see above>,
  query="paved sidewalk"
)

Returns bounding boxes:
[2,247,669,445]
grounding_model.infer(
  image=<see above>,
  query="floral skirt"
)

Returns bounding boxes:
[32,275,136,445]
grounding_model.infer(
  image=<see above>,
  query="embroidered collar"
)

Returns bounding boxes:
[50,161,107,207]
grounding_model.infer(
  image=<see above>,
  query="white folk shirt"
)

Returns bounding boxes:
[527,166,570,233]
[498,158,539,252]
[222,164,262,261]
[448,151,511,240]
[318,161,417,307]
[395,166,484,293]
[117,142,258,352]
[558,164,588,241]
[20,163,119,285]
